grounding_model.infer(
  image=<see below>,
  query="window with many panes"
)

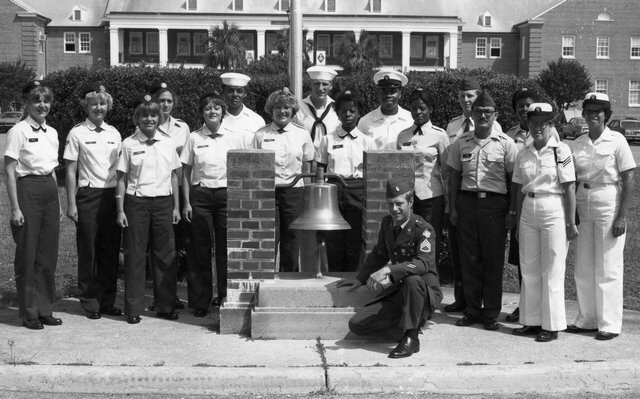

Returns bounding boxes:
[596,36,609,58]
[177,33,190,56]
[630,81,640,106]
[64,32,76,53]
[79,32,91,53]
[476,37,487,58]
[333,34,345,56]
[595,79,608,94]
[631,37,640,59]
[562,36,575,58]
[129,32,142,55]
[490,38,501,58]
[379,35,393,58]
[146,32,159,54]
[316,34,330,54]
[73,9,82,21]
[194,32,208,56]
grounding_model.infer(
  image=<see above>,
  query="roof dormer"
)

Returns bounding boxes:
[71,5,84,22]
[480,11,493,27]
[596,9,612,22]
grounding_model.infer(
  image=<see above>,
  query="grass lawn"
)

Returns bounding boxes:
[1,133,640,312]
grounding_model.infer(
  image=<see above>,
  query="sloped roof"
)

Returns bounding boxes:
[19,0,108,26]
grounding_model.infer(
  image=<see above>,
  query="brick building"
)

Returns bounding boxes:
[1,0,638,116]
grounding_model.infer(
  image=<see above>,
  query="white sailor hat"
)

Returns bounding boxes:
[221,72,251,87]
[526,102,555,121]
[306,66,337,81]
[583,92,611,109]
[373,69,408,87]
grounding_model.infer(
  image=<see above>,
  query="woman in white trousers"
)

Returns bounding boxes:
[508,103,578,342]
[566,93,636,340]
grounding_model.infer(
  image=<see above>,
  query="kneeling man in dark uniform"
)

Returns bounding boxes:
[337,178,443,358]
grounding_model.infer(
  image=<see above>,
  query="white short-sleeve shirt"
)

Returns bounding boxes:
[294,96,341,152]
[512,136,575,195]
[220,105,266,147]
[63,119,121,188]
[357,106,413,150]
[4,115,59,177]
[316,126,376,179]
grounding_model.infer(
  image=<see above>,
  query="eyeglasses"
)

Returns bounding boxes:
[472,109,496,117]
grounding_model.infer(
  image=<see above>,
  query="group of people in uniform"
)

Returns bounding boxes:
[4,66,635,360]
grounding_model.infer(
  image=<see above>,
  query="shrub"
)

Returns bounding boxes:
[0,60,36,112]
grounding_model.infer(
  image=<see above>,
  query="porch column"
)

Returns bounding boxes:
[159,28,168,66]
[109,27,119,66]
[257,29,266,59]
[401,31,411,71]
[448,31,458,69]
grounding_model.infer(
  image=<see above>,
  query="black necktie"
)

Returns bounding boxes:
[308,102,333,142]
[32,125,46,132]
[95,126,104,133]
[413,125,423,136]
[463,118,471,133]
[393,225,402,239]
[277,127,286,133]
[146,139,157,145]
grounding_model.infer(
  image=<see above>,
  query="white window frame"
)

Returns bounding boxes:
[489,37,502,58]
[129,32,143,55]
[78,32,91,53]
[232,0,243,11]
[521,36,526,60]
[630,81,640,107]
[371,0,381,13]
[323,0,335,12]
[177,32,191,56]
[146,32,159,55]
[595,79,608,94]
[379,35,393,58]
[562,35,575,58]
[186,0,197,11]
[64,32,76,53]
[476,37,487,58]
[194,32,208,56]
[72,9,82,21]
[631,37,640,59]
[596,36,610,59]
[482,12,492,27]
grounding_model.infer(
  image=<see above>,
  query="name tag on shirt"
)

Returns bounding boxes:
[28,138,38,143]
[108,141,116,145]
[332,144,343,149]
[462,153,473,160]
[133,151,145,155]
[264,138,275,142]
[85,141,96,145]
[402,142,412,147]
[197,145,209,149]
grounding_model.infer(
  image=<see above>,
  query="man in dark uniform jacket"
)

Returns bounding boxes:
[337,178,443,358]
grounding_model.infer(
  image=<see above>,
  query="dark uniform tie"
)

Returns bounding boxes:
[307,102,333,142]
[393,225,402,240]
[95,126,104,133]
[413,125,423,136]
[32,125,47,132]
[463,118,471,133]
[277,127,286,133]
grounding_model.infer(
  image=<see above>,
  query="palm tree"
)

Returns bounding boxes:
[336,30,379,75]
[205,20,246,71]
[275,27,314,63]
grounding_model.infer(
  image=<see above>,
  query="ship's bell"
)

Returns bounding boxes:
[289,182,350,231]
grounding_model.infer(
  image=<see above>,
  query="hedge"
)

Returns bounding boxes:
[42,65,549,162]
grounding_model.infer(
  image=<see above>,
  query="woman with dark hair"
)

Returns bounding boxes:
[116,95,181,324]
[4,81,63,330]
[396,88,449,278]
[252,88,315,272]
[316,90,375,271]
[567,92,636,340]
[181,90,249,315]
[64,82,122,320]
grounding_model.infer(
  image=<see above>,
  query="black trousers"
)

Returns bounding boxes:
[348,275,429,340]
[187,186,227,310]
[275,187,303,272]
[456,193,507,321]
[11,175,59,322]
[123,195,177,316]
[76,187,121,313]
[447,224,466,307]
[326,180,364,272]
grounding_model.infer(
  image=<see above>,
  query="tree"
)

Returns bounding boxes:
[537,58,592,111]
[336,30,379,75]
[0,60,35,111]
[204,20,247,71]
[274,27,314,64]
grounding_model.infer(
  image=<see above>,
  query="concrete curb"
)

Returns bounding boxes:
[0,365,327,395]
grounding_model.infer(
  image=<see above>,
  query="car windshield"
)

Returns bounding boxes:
[576,118,586,125]
[621,121,640,129]
[0,112,22,118]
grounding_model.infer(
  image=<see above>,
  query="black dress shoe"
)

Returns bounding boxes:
[157,312,179,320]
[566,324,598,334]
[483,319,501,331]
[444,302,466,313]
[100,306,123,316]
[175,298,185,310]
[535,329,558,342]
[86,311,102,320]
[455,314,480,327]
[126,315,141,324]
[512,325,541,336]
[388,336,420,358]
[39,316,62,326]
[595,331,619,340]
[193,309,208,317]
[23,318,44,330]
[505,307,520,322]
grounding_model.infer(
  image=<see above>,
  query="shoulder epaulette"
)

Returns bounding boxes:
[73,122,83,128]
[292,121,305,129]
[432,125,445,132]
[448,115,463,124]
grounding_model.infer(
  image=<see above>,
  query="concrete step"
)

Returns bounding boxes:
[251,306,357,340]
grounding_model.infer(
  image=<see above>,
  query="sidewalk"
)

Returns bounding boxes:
[1,286,639,396]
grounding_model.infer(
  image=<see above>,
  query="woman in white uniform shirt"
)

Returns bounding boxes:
[509,103,578,342]
[4,81,63,330]
[566,93,636,340]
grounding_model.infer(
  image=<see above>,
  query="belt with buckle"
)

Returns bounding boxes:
[582,182,616,189]
[526,192,563,198]
[461,190,504,199]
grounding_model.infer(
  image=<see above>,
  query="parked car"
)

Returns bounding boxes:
[0,111,23,133]
[608,118,640,142]
[560,117,588,139]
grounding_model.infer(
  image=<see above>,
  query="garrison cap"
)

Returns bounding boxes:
[79,82,107,99]
[386,177,413,198]
[459,77,481,91]
[472,90,497,109]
